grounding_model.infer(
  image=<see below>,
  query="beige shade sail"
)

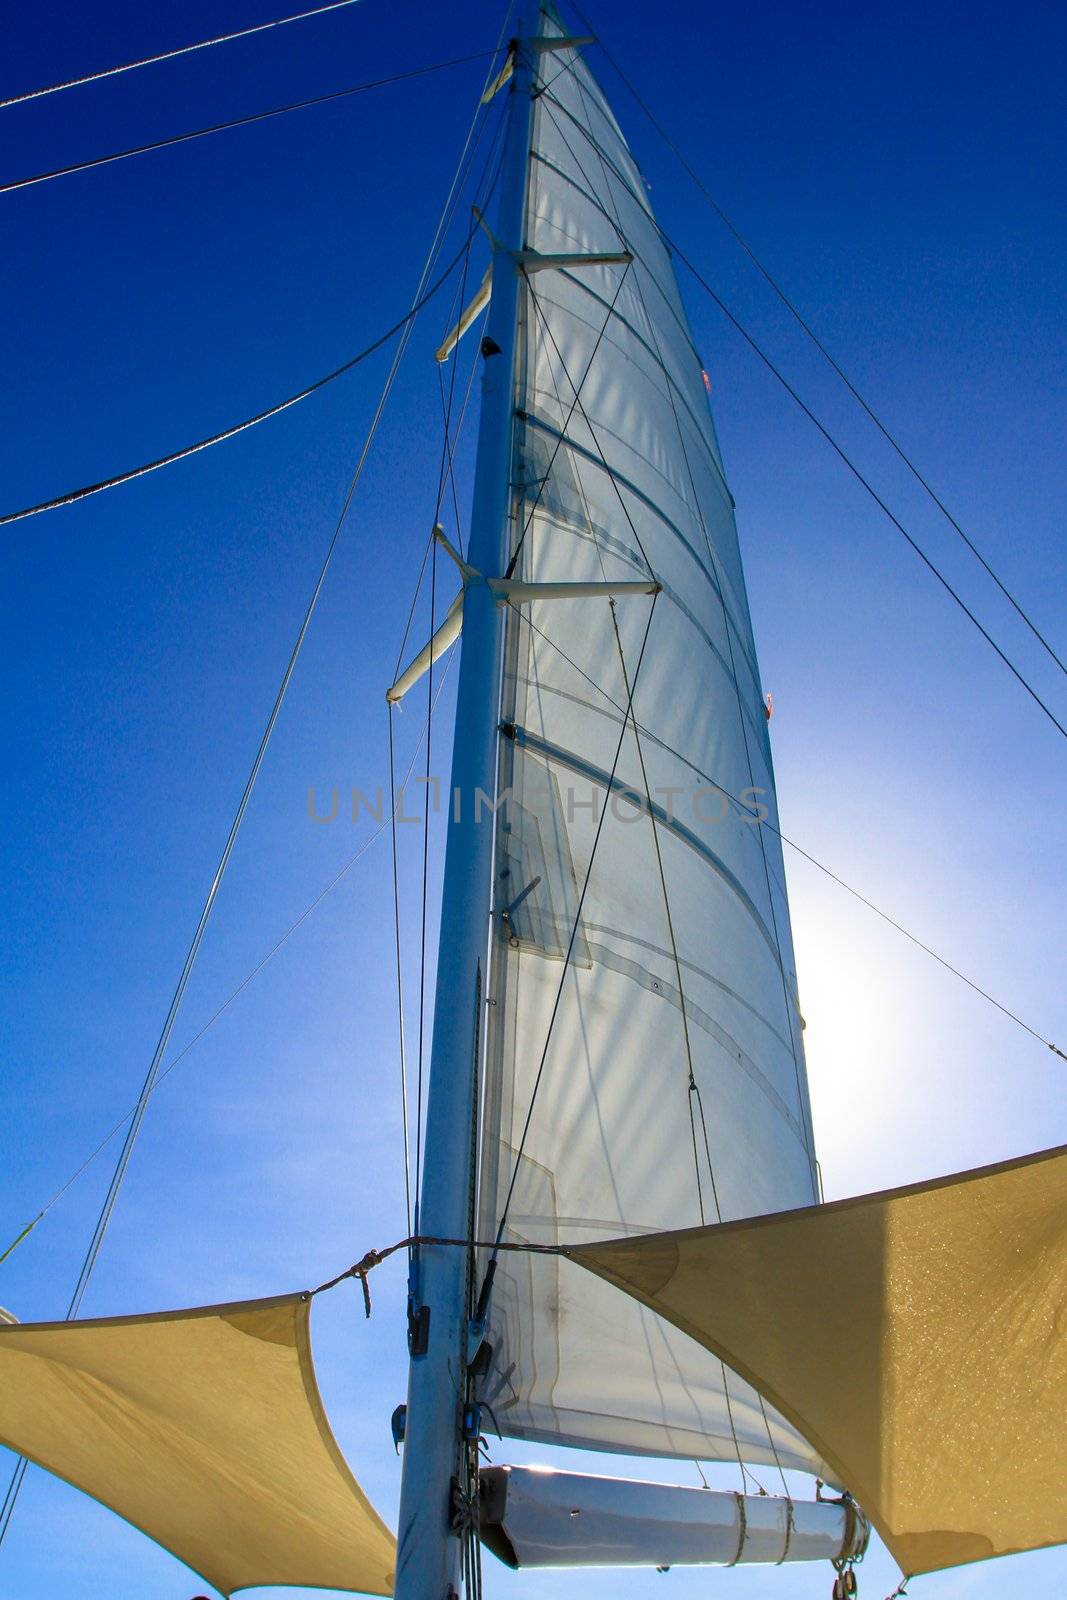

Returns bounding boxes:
[0,1292,395,1597]
[568,1144,1067,1578]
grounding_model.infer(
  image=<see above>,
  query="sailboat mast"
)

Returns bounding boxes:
[393,27,534,1600]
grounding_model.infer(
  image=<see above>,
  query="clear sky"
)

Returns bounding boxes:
[1,1,1064,1598]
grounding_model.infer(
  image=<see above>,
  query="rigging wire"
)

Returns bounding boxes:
[570,0,1067,682]
[387,709,414,1238]
[510,241,765,1472]
[0,52,500,197]
[522,77,1064,1059]
[526,222,781,1473]
[503,598,1067,1062]
[384,58,510,1238]
[525,270,723,1227]
[7,588,1060,1295]
[413,519,439,1216]
[0,237,477,530]
[0,0,368,111]
[0,657,459,1276]
[386,306,486,1236]
[545,75,818,1174]
[0,66,512,1535]
[538,89,1067,746]
[504,264,633,580]
[412,229,478,1217]
[493,592,660,1248]
[530,79,813,1208]
[386,198,483,1249]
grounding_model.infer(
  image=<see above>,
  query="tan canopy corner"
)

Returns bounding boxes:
[568,1144,1067,1578]
[0,1291,395,1596]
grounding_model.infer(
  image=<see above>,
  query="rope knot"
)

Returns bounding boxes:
[348,1249,385,1318]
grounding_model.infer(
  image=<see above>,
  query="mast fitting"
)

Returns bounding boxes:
[387,576,657,700]
[435,264,493,363]
[489,577,659,603]
[482,32,594,106]
[433,523,477,579]
[516,247,632,273]
[386,590,464,703]
[530,34,595,52]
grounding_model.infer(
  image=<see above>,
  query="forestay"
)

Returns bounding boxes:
[477,11,828,1475]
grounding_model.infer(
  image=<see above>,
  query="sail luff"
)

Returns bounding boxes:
[476,11,831,1477]
[392,30,537,1600]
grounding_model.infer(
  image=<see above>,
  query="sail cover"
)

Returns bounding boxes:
[477,13,828,1474]
[569,1143,1067,1575]
[0,1293,395,1596]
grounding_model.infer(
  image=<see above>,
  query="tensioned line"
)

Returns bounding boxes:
[539,90,1067,747]
[504,601,1066,1064]
[526,79,817,1193]
[0,66,507,1543]
[4,602,1061,1281]
[0,234,474,529]
[572,0,1067,682]
[492,593,661,1249]
[0,657,457,1275]
[0,53,500,197]
[523,271,726,1233]
[0,0,369,111]
[386,46,511,1239]
[0,21,508,1273]
[0,90,505,533]
[557,63,817,1177]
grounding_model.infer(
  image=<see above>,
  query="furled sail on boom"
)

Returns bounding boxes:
[477,11,829,1476]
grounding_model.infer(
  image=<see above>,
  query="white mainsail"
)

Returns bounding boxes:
[477,14,829,1476]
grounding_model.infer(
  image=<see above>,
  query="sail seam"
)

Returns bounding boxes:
[521,410,761,682]
[505,270,632,580]
[541,84,1067,746]
[525,271,725,1222]
[491,594,660,1247]
[502,604,1061,1059]
[529,145,704,367]
[551,267,735,503]
[538,78,768,700]
[507,723,784,960]
[506,480,773,756]
[512,663,777,857]
[583,8,1067,682]
[559,70,818,1175]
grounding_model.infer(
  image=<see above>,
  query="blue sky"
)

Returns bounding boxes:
[1,0,1064,1596]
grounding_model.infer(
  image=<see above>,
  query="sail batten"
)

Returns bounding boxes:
[476,11,824,1475]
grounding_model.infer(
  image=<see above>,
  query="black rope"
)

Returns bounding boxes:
[0,81,507,1282]
[571,0,1067,682]
[0,1461,27,1548]
[0,53,500,197]
[538,88,1067,746]
[0,239,479,530]
[0,114,503,1550]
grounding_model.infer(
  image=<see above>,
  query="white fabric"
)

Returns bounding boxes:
[476,11,828,1476]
